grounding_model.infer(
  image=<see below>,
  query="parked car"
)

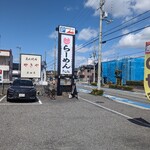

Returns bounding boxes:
[7,79,36,101]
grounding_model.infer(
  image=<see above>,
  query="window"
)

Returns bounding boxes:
[13,79,33,86]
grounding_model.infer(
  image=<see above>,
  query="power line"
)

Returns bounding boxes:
[76,36,98,50]
[47,59,54,65]
[70,0,96,27]
[105,50,144,60]
[75,11,150,52]
[103,10,150,34]
[104,25,150,42]
[75,25,150,51]
[103,15,150,37]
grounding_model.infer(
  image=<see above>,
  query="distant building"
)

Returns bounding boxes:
[78,57,144,85]
[77,65,94,83]
[0,49,13,83]
[46,70,54,81]
[12,63,20,80]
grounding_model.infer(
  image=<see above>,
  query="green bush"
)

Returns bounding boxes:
[91,82,97,86]
[122,86,133,91]
[109,84,133,91]
[126,80,143,86]
[91,89,104,96]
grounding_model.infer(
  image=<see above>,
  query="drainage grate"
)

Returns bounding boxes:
[95,101,104,104]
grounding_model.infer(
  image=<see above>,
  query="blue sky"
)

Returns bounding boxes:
[0,0,150,70]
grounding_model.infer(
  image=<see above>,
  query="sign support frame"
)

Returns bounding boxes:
[56,25,77,96]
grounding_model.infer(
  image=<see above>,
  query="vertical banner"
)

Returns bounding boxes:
[144,42,150,100]
[61,34,73,75]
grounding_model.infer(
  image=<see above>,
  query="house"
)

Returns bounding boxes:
[77,65,94,83]
[0,49,13,83]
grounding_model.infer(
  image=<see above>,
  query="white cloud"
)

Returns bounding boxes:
[84,0,150,18]
[84,0,133,17]
[75,55,87,67]
[117,27,150,48]
[64,6,78,11]
[84,0,99,16]
[48,31,57,39]
[132,0,150,13]
[77,27,98,41]
[64,6,73,11]
[122,29,130,34]
[102,49,116,61]
[106,0,133,18]
[75,44,96,53]
[84,0,98,9]
[75,43,98,66]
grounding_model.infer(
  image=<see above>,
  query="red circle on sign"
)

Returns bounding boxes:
[64,38,70,44]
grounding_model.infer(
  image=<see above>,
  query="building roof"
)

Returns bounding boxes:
[79,65,94,70]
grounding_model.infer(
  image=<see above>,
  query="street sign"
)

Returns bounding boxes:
[59,26,75,35]
[57,25,76,95]
[20,54,41,78]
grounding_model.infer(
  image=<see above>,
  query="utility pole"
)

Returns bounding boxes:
[93,46,96,83]
[97,0,104,90]
[54,37,57,76]
[16,46,21,77]
[45,51,47,62]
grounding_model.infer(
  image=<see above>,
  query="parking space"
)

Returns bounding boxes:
[0,94,78,105]
[0,95,42,105]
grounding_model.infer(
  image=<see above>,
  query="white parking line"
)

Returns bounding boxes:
[37,97,42,104]
[0,95,42,105]
[79,96,150,127]
[104,94,150,110]
[79,96,132,119]
[0,95,6,102]
[0,103,42,106]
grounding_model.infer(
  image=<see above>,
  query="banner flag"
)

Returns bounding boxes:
[144,41,150,100]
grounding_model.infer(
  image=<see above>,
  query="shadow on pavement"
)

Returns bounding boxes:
[128,117,150,128]
[7,98,38,103]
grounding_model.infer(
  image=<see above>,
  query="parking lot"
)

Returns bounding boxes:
[0,86,150,150]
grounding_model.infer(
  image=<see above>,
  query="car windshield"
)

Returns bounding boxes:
[13,79,33,86]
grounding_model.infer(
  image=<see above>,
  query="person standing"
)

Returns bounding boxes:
[71,83,78,99]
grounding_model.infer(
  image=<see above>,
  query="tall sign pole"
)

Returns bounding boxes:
[97,0,104,90]
[54,37,57,76]
[56,26,77,95]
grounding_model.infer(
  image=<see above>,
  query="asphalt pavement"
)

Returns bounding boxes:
[0,86,150,150]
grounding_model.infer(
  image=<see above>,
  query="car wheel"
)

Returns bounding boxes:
[6,96,10,102]
[34,97,37,102]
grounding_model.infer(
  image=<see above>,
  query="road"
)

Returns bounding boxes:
[0,85,150,150]
[77,83,147,102]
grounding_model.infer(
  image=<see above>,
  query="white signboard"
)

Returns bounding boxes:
[21,54,41,78]
[0,50,10,56]
[61,34,73,75]
[59,26,75,35]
